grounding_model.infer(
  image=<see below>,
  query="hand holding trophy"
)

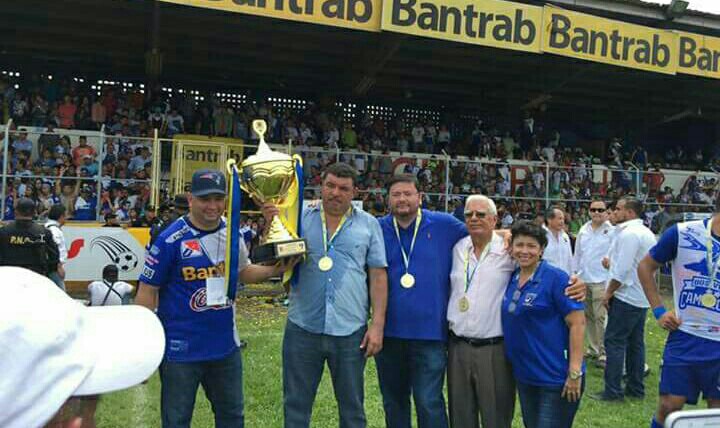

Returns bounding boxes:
[239,119,307,263]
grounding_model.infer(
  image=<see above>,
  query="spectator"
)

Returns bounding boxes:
[71,136,96,166]
[45,204,68,290]
[57,95,77,128]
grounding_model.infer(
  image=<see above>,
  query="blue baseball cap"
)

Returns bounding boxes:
[191,169,226,197]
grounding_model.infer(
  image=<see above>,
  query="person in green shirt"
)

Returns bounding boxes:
[342,123,357,149]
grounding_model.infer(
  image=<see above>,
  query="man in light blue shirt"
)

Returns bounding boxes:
[263,162,388,428]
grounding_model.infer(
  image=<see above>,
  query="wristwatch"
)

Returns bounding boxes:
[568,369,583,380]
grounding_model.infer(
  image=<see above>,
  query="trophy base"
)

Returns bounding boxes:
[252,238,307,263]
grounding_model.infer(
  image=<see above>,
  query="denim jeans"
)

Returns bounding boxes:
[517,382,583,428]
[159,349,244,428]
[375,337,448,428]
[283,321,367,428]
[604,298,647,399]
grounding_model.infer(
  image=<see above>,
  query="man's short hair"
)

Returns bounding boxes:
[589,198,607,208]
[322,162,358,186]
[544,206,564,221]
[386,174,419,193]
[15,198,36,217]
[464,194,497,216]
[620,197,644,217]
[48,204,66,221]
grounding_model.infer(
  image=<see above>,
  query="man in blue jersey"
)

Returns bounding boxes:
[375,174,467,428]
[638,200,720,428]
[136,169,297,428]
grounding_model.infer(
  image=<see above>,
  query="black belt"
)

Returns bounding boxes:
[450,332,503,347]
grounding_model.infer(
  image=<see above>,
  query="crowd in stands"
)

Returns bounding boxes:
[1,73,719,234]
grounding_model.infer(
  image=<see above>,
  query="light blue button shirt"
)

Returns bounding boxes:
[289,205,388,336]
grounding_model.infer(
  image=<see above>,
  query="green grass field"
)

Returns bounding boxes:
[96,295,688,428]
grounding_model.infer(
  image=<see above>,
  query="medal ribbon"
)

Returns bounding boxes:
[464,238,491,293]
[707,217,720,283]
[320,206,351,255]
[392,209,422,274]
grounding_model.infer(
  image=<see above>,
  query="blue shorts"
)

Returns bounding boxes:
[660,359,720,404]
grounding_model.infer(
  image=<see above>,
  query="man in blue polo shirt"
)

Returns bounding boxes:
[376,174,466,428]
[638,200,720,428]
[136,169,297,428]
[263,162,388,428]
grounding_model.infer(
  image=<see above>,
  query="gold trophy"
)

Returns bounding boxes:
[240,120,307,263]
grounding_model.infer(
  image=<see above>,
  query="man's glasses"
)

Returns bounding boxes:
[464,210,488,219]
[507,289,522,313]
[589,208,606,213]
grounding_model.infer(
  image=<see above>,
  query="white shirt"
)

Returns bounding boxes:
[88,280,134,306]
[573,220,614,283]
[543,226,573,275]
[609,219,656,308]
[448,234,516,339]
[44,220,67,264]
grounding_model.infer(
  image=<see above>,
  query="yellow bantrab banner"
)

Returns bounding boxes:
[158,0,382,32]
[381,0,543,53]
[542,5,678,75]
[676,32,720,79]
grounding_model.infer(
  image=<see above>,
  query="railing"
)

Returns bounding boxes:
[0,126,717,222]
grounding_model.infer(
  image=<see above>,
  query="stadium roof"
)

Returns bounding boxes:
[4,0,720,128]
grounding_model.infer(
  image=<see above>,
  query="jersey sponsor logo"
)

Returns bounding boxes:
[142,266,156,279]
[166,225,192,244]
[144,254,160,266]
[181,264,224,281]
[189,287,230,312]
[181,239,204,259]
[679,279,720,312]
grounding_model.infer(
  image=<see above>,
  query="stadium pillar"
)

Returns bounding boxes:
[1,119,13,221]
[442,150,450,212]
[145,1,163,99]
[150,128,160,209]
[545,162,550,209]
[96,125,106,222]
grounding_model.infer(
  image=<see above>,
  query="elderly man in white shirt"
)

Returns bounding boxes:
[593,198,656,402]
[542,207,573,274]
[45,204,68,290]
[573,199,614,366]
[447,195,586,428]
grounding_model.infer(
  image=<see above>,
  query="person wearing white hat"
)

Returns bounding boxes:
[0,266,165,428]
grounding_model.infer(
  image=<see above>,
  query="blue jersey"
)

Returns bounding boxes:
[649,219,720,364]
[73,196,97,221]
[139,216,250,362]
[502,261,585,387]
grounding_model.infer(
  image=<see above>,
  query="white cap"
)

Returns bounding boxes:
[0,267,165,428]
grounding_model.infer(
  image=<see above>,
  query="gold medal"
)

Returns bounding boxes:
[318,256,333,272]
[701,292,717,308]
[459,296,470,312]
[400,273,415,288]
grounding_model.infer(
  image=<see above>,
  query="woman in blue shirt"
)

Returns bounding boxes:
[502,221,586,428]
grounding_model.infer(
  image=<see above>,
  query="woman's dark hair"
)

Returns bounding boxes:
[510,220,548,248]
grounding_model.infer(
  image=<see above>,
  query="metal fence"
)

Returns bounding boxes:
[1,119,717,222]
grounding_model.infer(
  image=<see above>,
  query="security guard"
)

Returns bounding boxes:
[0,198,60,276]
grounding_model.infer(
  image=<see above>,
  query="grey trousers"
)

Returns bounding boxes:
[447,336,516,428]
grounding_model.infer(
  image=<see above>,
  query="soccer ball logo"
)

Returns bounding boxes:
[91,236,138,272]
[113,251,139,272]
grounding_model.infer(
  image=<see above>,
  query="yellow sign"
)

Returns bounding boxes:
[677,31,720,79]
[158,0,381,32]
[381,0,542,53]
[171,135,245,193]
[542,5,678,75]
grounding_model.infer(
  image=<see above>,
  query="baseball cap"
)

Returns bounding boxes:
[191,169,226,197]
[0,267,165,428]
